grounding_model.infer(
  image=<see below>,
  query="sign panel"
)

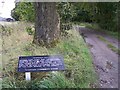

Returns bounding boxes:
[18,55,65,72]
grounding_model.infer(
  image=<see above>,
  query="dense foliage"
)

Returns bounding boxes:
[71,2,118,32]
[11,2,118,31]
[11,2,35,22]
[57,2,76,23]
[95,3,118,32]
[71,2,96,22]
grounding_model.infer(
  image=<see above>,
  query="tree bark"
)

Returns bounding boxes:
[33,2,60,47]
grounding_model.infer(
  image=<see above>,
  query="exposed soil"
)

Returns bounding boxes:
[75,26,119,88]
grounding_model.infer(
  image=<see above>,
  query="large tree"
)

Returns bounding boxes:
[33,2,60,47]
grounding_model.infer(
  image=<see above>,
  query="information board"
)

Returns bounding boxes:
[18,55,65,72]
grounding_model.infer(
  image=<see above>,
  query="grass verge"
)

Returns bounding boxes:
[2,22,97,88]
[97,35,120,55]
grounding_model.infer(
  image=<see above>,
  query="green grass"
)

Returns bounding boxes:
[97,35,107,43]
[107,44,120,55]
[0,79,2,90]
[33,72,76,88]
[1,22,97,88]
[97,35,120,55]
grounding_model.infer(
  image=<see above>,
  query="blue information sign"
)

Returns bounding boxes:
[18,55,65,72]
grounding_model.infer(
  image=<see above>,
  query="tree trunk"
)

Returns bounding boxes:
[33,2,60,47]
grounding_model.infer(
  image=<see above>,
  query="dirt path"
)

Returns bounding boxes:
[74,26,119,88]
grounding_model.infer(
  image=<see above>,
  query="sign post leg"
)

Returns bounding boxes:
[25,72,31,81]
